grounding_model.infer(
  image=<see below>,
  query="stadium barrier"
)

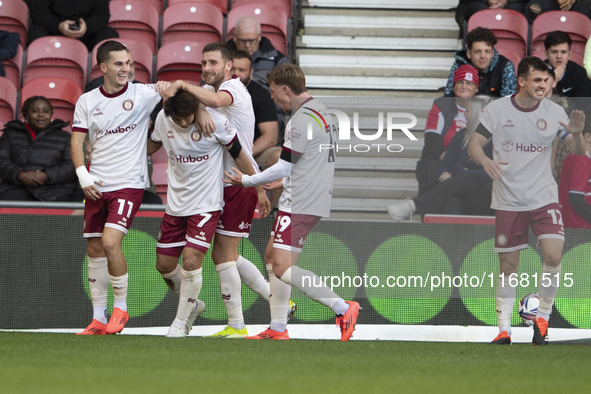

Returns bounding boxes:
[1,202,590,331]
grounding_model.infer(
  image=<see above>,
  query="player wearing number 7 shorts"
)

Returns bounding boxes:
[71,40,168,335]
[147,88,263,337]
[468,56,585,345]
[224,64,361,341]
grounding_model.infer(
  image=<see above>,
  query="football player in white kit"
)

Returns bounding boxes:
[224,64,361,341]
[71,41,170,335]
[148,88,261,337]
[163,43,293,339]
[468,57,585,345]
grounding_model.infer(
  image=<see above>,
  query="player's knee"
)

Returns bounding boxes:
[544,254,562,267]
[100,237,120,256]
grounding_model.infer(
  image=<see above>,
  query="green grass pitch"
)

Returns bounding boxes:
[1,332,591,393]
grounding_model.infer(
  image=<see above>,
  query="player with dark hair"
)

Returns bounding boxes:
[224,64,361,341]
[162,43,279,339]
[468,56,585,345]
[148,88,261,337]
[445,27,517,97]
[71,40,169,335]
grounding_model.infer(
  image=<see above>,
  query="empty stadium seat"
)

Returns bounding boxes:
[496,48,522,72]
[1,42,23,89]
[135,0,164,14]
[0,76,17,130]
[21,78,84,132]
[530,10,591,60]
[23,37,89,90]
[0,0,29,47]
[90,39,154,84]
[156,41,207,85]
[161,3,224,46]
[467,9,529,57]
[108,1,160,53]
[227,4,289,54]
[167,0,228,14]
[231,0,292,17]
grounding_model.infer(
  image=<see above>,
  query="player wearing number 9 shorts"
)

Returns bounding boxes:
[224,64,361,341]
[468,56,586,345]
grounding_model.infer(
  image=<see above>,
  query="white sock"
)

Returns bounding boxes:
[161,264,182,296]
[282,266,346,313]
[537,263,560,321]
[496,274,516,335]
[216,261,245,330]
[236,255,270,302]
[110,273,129,312]
[267,264,291,333]
[173,268,203,326]
[88,256,109,324]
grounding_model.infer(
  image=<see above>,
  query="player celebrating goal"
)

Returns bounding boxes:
[71,40,168,335]
[148,88,262,337]
[468,56,585,346]
[224,64,361,340]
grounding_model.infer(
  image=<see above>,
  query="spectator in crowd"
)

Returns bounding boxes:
[28,0,119,51]
[524,0,591,22]
[456,0,527,28]
[543,31,591,99]
[0,96,78,201]
[0,30,20,78]
[417,65,479,196]
[445,27,517,97]
[559,123,591,228]
[388,96,494,220]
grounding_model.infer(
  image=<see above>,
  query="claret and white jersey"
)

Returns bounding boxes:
[479,96,569,211]
[280,97,337,217]
[73,83,161,192]
[203,76,258,177]
[152,108,237,217]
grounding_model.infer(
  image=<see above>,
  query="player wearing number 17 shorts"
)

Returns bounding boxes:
[468,57,585,345]
[71,40,167,335]
[224,64,361,341]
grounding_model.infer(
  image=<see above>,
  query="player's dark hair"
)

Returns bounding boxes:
[517,56,550,79]
[544,30,572,50]
[164,88,199,119]
[465,27,497,49]
[203,42,233,62]
[97,40,128,66]
[267,64,306,95]
[22,96,53,119]
[232,50,253,69]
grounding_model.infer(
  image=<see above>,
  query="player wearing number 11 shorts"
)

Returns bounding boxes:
[468,56,585,345]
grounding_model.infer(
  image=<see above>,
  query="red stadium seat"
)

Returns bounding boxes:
[21,78,84,132]
[1,42,23,89]
[23,37,89,90]
[530,10,591,60]
[231,0,292,17]
[0,77,17,130]
[156,41,207,85]
[227,4,289,54]
[90,39,154,84]
[152,162,168,205]
[161,3,224,46]
[108,1,160,53]
[135,0,164,14]
[167,0,228,14]
[496,48,521,72]
[467,9,529,57]
[0,0,28,47]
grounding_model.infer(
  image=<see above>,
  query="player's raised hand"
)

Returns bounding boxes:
[223,167,244,186]
[195,106,215,138]
[161,80,182,102]
[560,109,585,135]
[154,80,171,96]
[482,158,507,181]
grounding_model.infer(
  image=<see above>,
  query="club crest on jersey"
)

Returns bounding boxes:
[191,130,202,142]
[497,234,507,246]
[537,119,547,130]
[122,99,134,111]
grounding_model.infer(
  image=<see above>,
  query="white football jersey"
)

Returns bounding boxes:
[73,83,161,192]
[479,96,569,211]
[203,77,258,176]
[152,108,237,216]
[279,97,337,217]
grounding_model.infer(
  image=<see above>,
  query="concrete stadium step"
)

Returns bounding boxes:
[304,0,457,10]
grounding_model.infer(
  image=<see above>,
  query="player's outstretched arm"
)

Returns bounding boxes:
[561,110,586,156]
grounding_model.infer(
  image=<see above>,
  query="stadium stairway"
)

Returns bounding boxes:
[297,0,461,220]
